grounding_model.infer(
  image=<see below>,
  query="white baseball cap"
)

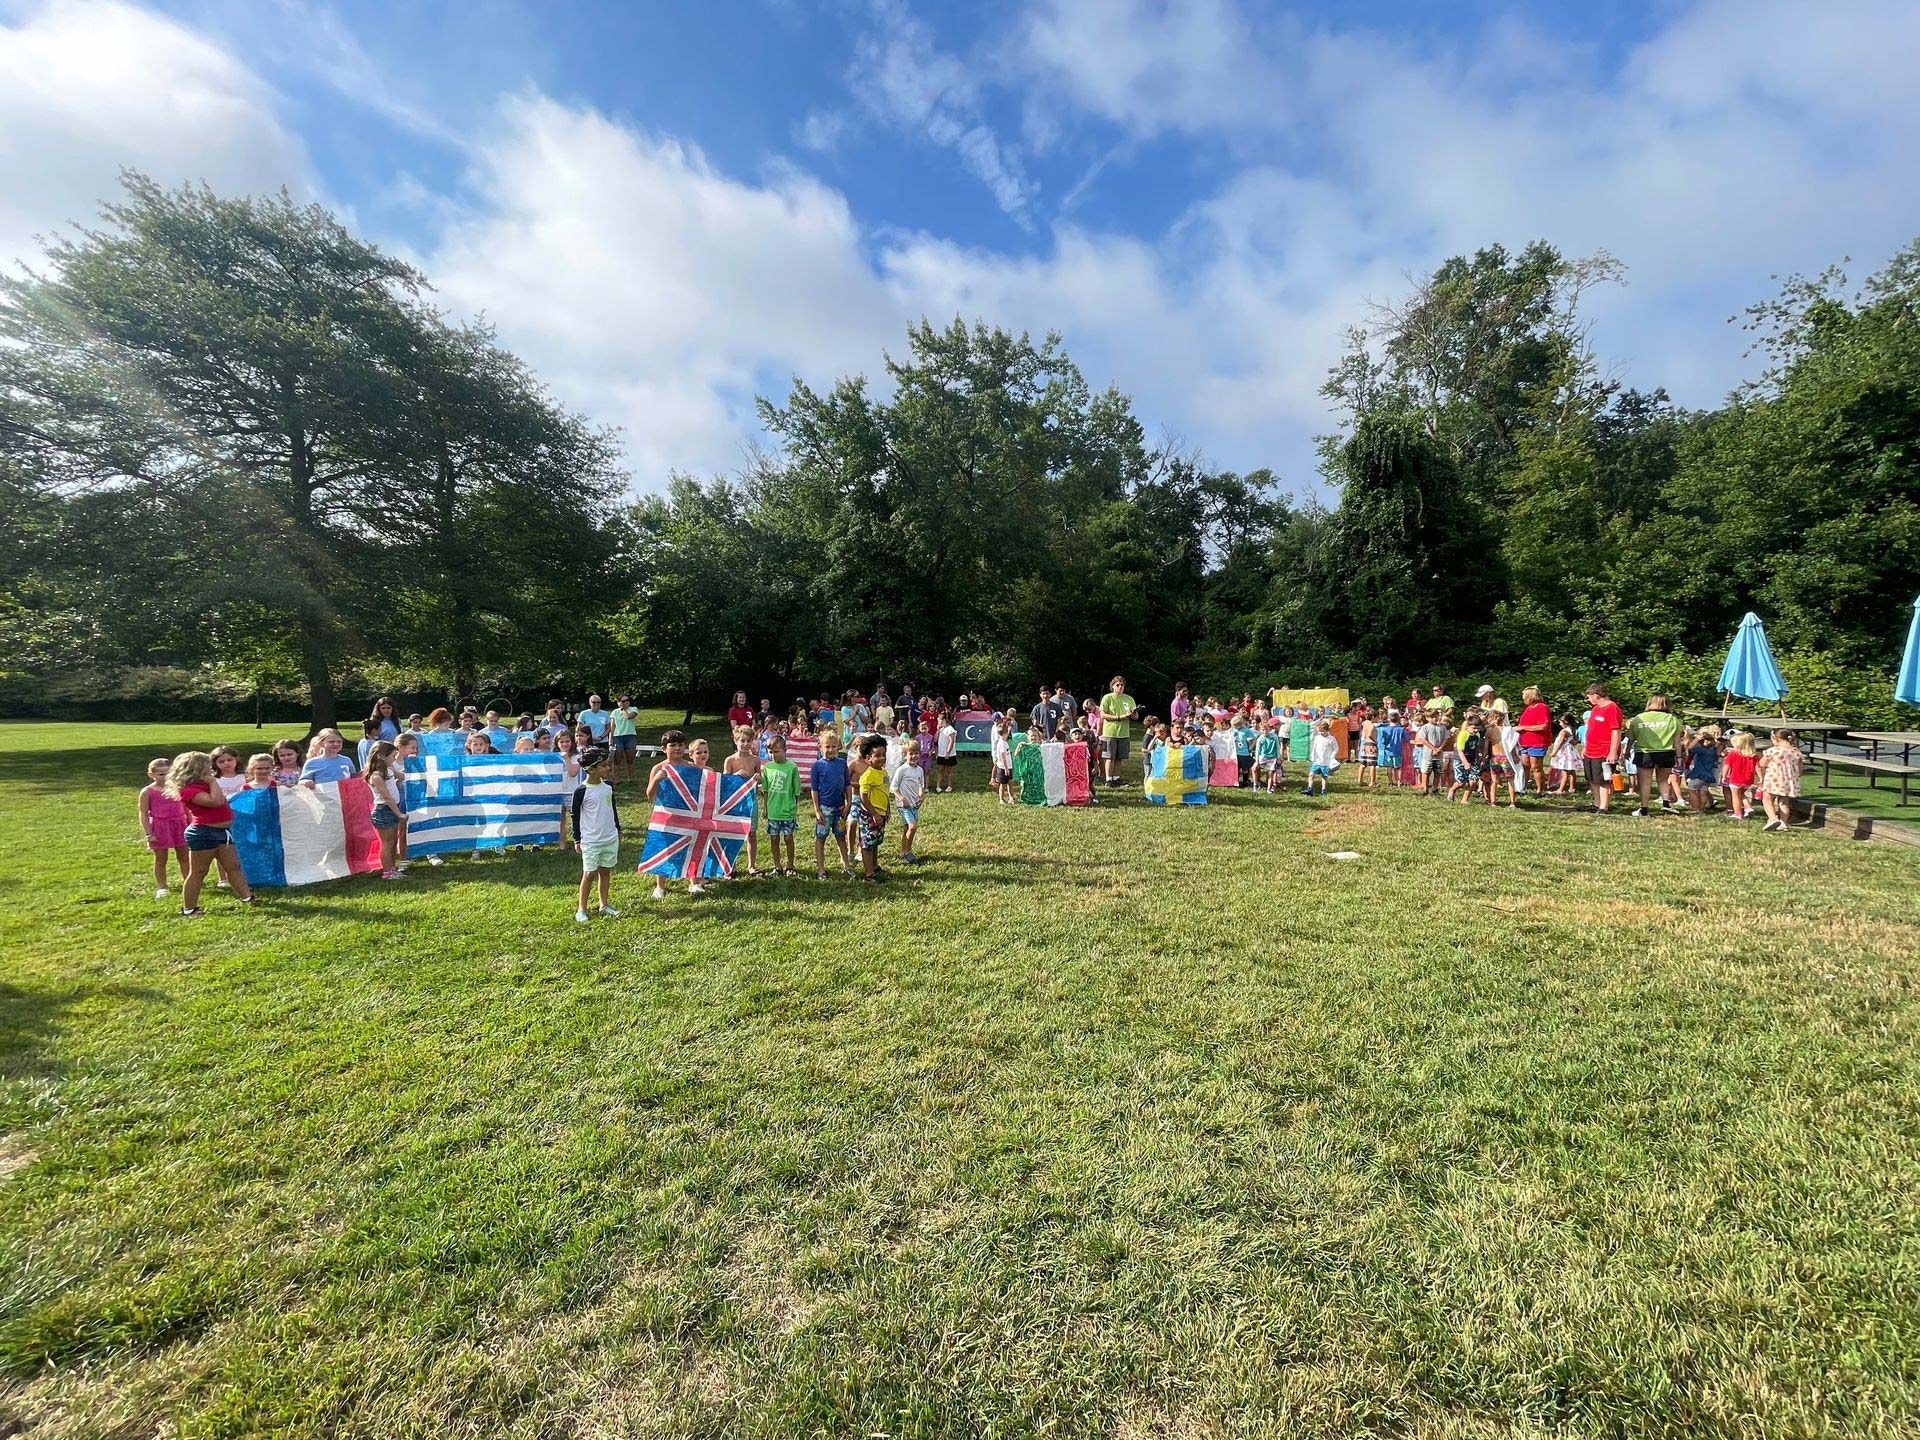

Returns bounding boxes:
[1475,684,1495,696]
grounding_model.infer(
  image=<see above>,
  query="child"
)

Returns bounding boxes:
[890,734,925,864]
[1375,711,1406,789]
[935,713,958,792]
[760,733,801,877]
[301,729,356,784]
[464,731,494,756]
[1303,721,1338,796]
[1356,713,1378,788]
[212,746,245,797]
[810,730,852,878]
[853,734,891,882]
[990,717,1014,805]
[1448,718,1486,804]
[356,718,382,771]
[555,728,581,854]
[643,730,707,898]
[243,753,275,788]
[1722,731,1759,820]
[139,757,188,899]
[1757,730,1805,832]
[512,734,537,753]
[571,748,622,920]
[1253,719,1282,793]
[271,740,304,786]
[364,741,408,881]
[1548,714,1580,795]
[1684,725,1721,813]
[1416,712,1450,797]
[722,724,763,877]
[1232,713,1255,787]
[166,751,254,916]
[1489,719,1519,807]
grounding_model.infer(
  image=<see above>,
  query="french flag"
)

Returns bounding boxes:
[229,779,382,887]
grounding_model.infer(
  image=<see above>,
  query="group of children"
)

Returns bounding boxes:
[569,724,928,920]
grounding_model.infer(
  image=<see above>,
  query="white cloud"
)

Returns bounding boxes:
[846,0,1037,225]
[0,0,311,272]
[420,95,910,480]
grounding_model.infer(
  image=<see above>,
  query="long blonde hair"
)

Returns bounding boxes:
[164,751,214,796]
[307,728,345,759]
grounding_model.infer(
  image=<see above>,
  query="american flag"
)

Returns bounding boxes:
[403,734,565,855]
[635,764,757,878]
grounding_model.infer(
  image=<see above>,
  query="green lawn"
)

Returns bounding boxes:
[2,721,1917,1438]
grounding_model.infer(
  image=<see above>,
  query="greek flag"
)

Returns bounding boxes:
[402,733,565,855]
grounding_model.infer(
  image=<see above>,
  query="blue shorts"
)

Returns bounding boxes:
[899,806,919,827]
[371,804,402,830]
[611,734,637,753]
[1521,744,1548,758]
[1309,764,1333,778]
[766,818,797,837]
[813,813,845,840]
[184,824,230,852]
[1378,750,1401,768]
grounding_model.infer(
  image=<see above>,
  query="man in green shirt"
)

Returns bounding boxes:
[1624,693,1683,817]
[1096,674,1139,786]
[760,734,801,875]
[609,694,640,781]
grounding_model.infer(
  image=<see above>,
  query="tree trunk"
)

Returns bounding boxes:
[302,622,336,735]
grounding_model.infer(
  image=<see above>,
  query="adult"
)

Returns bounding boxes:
[1053,683,1076,738]
[1170,684,1191,729]
[869,682,890,714]
[1515,686,1553,795]
[899,683,918,735]
[725,690,754,731]
[1624,694,1682,817]
[1029,685,1057,740]
[366,696,400,742]
[1096,675,1139,785]
[579,694,611,742]
[1582,682,1624,813]
[1427,684,1455,716]
[609,694,640,781]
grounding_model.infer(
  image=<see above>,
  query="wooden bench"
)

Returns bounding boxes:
[1815,752,1917,806]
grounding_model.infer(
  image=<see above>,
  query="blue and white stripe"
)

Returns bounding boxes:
[403,741,565,856]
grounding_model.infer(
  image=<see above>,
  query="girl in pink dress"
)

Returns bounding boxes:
[139,757,188,900]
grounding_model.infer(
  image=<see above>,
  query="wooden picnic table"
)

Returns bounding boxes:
[1716,716,1851,753]
[1852,730,1920,764]
[1813,750,1917,806]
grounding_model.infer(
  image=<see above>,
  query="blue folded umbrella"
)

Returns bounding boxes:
[1716,611,1788,704]
[1897,596,1920,707]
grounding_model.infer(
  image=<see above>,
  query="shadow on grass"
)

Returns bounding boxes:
[0,981,164,1086]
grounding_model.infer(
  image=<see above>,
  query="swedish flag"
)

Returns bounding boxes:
[1143,744,1208,805]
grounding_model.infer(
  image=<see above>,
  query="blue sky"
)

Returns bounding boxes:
[4,0,1916,496]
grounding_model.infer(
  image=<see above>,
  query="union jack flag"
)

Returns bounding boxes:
[635,764,757,879]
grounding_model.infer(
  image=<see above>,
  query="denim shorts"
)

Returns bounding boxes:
[611,734,637,753]
[184,824,230,852]
[899,805,919,827]
[370,804,402,830]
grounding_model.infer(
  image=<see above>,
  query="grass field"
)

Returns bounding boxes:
[2,719,1917,1439]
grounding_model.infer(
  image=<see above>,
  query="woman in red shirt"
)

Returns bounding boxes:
[167,751,254,916]
[1515,685,1555,797]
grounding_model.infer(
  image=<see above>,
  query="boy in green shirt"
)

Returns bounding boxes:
[760,733,801,876]
[1096,674,1139,786]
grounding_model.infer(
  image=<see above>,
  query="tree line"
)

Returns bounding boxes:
[3,176,1916,730]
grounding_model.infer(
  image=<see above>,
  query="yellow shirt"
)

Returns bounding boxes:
[857,764,890,819]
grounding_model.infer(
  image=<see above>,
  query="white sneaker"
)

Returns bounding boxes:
[574,908,591,923]
[601,905,620,918]
[154,886,169,900]
[1763,819,1784,832]
[428,855,443,866]
[651,883,665,900]
[688,883,708,896]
